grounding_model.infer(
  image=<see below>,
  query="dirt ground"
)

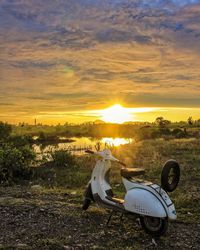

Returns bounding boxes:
[0,187,199,250]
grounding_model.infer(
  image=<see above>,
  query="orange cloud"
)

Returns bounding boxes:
[0,0,200,124]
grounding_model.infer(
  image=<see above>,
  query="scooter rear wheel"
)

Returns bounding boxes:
[140,216,168,236]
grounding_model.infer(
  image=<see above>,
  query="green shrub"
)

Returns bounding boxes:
[159,127,171,135]
[37,132,59,143]
[0,122,12,141]
[0,143,36,184]
[50,149,77,168]
[172,128,186,138]
[136,128,159,141]
[8,135,33,147]
[31,166,56,187]
[38,131,46,142]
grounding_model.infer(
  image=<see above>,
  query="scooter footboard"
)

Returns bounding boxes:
[124,188,167,218]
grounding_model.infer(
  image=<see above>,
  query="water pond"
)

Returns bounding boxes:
[33,137,133,155]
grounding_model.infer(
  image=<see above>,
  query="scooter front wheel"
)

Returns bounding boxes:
[82,184,93,210]
[140,216,168,236]
[82,198,91,210]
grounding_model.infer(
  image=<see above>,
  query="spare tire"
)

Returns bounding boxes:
[161,160,180,192]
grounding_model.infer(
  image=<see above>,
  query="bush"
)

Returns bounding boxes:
[50,149,77,168]
[0,122,12,141]
[159,127,171,135]
[0,143,36,184]
[32,167,56,187]
[172,128,186,138]
[8,135,33,147]
[37,132,59,143]
[136,128,159,141]
[38,132,46,142]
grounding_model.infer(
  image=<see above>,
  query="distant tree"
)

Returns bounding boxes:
[155,117,171,127]
[196,119,200,126]
[187,116,194,125]
[155,117,164,126]
[163,120,171,125]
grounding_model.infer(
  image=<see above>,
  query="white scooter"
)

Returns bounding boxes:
[82,149,180,236]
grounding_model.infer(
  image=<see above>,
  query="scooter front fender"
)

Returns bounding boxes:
[124,188,167,218]
[84,183,94,201]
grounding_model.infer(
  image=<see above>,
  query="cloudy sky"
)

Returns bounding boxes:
[1,0,200,124]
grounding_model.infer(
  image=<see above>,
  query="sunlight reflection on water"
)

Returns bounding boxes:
[33,136,133,155]
[101,137,133,147]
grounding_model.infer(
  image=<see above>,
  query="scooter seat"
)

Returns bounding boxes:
[106,196,124,204]
[121,167,145,178]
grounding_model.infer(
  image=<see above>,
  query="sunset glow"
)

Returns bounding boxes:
[1,1,200,124]
[101,104,133,124]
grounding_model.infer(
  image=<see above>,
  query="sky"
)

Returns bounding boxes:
[0,0,200,124]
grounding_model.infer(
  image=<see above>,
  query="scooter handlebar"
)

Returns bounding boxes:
[85,150,126,166]
[85,150,95,154]
[118,161,127,167]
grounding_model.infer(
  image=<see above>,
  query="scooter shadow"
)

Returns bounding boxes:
[80,206,168,243]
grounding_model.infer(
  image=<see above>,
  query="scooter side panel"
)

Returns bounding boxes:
[168,203,177,220]
[122,177,152,191]
[124,188,167,218]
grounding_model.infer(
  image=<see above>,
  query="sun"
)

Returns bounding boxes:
[101,104,132,124]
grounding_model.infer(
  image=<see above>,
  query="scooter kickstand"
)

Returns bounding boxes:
[119,213,124,229]
[119,213,124,224]
[106,210,115,226]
